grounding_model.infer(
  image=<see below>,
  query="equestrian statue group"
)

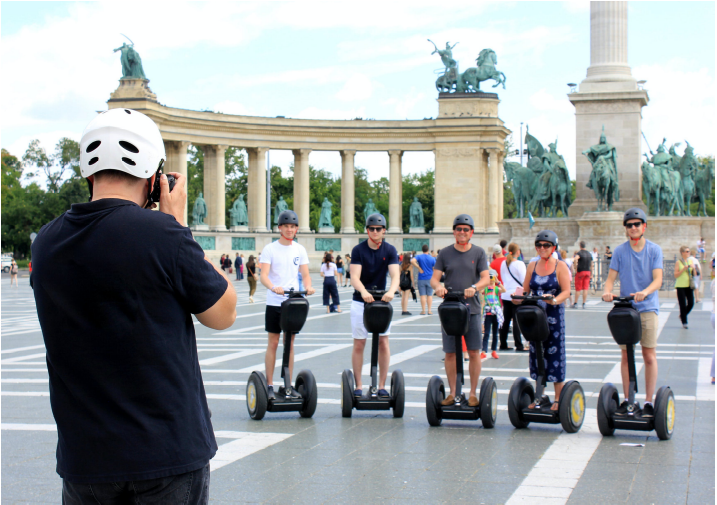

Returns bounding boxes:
[503,128,572,218]
[429,40,506,93]
[641,138,714,217]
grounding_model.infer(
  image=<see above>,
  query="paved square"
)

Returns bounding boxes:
[2,273,714,504]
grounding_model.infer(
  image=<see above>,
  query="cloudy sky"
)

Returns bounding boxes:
[2,1,714,182]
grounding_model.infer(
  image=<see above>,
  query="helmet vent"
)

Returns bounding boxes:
[121,157,136,166]
[86,140,101,153]
[124,109,131,114]
[119,141,139,153]
[88,157,99,165]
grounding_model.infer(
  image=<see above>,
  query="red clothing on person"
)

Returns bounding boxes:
[489,256,506,283]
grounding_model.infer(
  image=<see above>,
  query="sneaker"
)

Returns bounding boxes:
[267,385,275,400]
[515,347,527,352]
[491,351,499,359]
[402,311,412,316]
[249,296,254,303]
[441,394,455,406]
[572,303,578,309]
[682,323,689,329]
[480,351,487,360]
[468,395,479,407]
[582,303,586,309]
[640,402,654,418]
[278,386,302,399]
[615,400,638,416]
[354,388,363,398]
[378,389,390,398]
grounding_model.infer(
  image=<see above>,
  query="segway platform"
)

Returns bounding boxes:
[507,294,585,433]
[597,297,675,440]
[246,290,318,420]
[341,289,405,418]
[425,290,497,428]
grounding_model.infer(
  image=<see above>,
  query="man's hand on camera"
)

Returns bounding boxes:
[159,172,187,226]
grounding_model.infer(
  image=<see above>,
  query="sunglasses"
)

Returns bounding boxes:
[454,227,472,233]
[625,222,643,229]
[535,242,554,249]
[367,226,384,232]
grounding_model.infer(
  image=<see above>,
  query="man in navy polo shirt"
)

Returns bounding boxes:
[349,213,400,398]
[32,109,237,503]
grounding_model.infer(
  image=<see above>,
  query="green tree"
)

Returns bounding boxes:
[307,166,342,231]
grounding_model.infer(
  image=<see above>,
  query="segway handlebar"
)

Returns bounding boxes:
[366,289,387,297]
[511,294,554,302]
[285,289,309,296]
[604,295,635,302]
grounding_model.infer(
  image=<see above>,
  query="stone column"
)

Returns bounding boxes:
[292,149,312,233]
[247,147,269,232]
[388,150,403,233]
[203,145,227,231]
[340,150,357,233]
[568,0,648,217]
[497,150,505,224]
[163,140,190,226]
[485,149,499,233]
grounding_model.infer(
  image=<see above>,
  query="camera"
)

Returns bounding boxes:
[148,173,176,204]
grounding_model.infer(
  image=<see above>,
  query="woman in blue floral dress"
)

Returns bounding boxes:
[513,230,572,411]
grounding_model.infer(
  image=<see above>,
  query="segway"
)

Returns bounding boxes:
[508,294,585,433]
[425,290,497,428]
[597,296,675,440]
[246,290,318,420]
[341,289,405,418]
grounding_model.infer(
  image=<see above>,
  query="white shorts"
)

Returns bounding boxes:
[351,300,392,340]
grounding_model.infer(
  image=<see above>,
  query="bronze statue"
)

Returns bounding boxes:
[429,41,505,93]
[273,196,289,225]
[679,142,698,216]
[583,126,619,211]
[113,37,147,79]
[363,198,378,222]
[409,197,425,229]
[318,198,333,229]
[694,160,715,217]
[229,195,248,226]
[192,192,207,226]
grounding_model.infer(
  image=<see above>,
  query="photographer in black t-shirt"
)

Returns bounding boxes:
[32,109,237,504]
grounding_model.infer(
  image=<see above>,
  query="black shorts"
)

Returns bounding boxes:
[441,313,482,353]
[265,305,282,334]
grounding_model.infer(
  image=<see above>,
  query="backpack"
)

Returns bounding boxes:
[399,269,411,291]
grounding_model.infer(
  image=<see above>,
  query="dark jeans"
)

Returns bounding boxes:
[500,301,523,349]
[323,276,340,310]
[62,463,210,505]
[482,314,499,352]
[676,287,694,324]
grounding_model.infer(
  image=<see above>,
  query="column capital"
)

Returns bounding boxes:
[292,148,312,156]
[340,149,357,157]
[388,149,404,158]
[247,147,270,155]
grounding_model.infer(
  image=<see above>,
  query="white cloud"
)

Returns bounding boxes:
[529,88,574,114]
[335,74,374,101]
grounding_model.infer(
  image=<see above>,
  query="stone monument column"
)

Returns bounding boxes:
[485,148,500,233]
[497,150,505,224]
[388,150,403,233]
[568,1,649,217]
[203,145,227,231]
[247,147,269,232]
[340,150,357,233]
[292,149,312,233]
[164,140,190,226]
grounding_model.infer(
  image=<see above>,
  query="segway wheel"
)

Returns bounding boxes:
[479,377,498,429]
[295,370,318,418]
[341,369,354,418]
[508,377,534,429]
[391,370,405,418]
[559,381,585,433]
[597,383,619,436]
[246,372,268,420]
[425,376,445,427]
[654,386,675,441]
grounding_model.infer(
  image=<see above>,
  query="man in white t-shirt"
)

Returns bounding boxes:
[259,210,315,400]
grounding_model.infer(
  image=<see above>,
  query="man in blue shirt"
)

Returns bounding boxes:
[603,208,663,419]
[349,213,400,398]
[411,244,436,315]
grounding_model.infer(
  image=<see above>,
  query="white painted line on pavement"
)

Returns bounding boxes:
[1,378,48,383]
[211,431,293,471]
[233,344,352,374]
[657,311,670,337]
[199,349,265,366]
[0,369,47,372]
[360,345,441,376]
[506,409,601,505]
[1,423,56,431]
[391,315,433,326]
[603,362,643,385]
[696,357,715,401]
[217,311,349,335]
[660,302,676,309]
[0,353,46,364]
[585,300,601,306]
[0,345,45,355]
[1,391,49,396]
[702,301,714,312]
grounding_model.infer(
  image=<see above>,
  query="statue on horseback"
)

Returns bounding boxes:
[583,126,620,211]
[429,41,506,93]
[694,159,715,217]
[679,142,698,216]
[647,140,684,216]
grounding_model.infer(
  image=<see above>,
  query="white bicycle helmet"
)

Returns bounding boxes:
[80,108,165,179]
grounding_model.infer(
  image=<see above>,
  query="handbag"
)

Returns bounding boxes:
[229,267,233,274]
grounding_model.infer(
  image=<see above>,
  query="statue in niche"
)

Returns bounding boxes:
[678,142,698,216]
[363,198,379,222]
[409,197,424,229]
[318,198,333,229]
[582,126,620,212]
[273,196,289,225]
[113,37,147,79]
[229,194,248,226]
[192,192,207,225]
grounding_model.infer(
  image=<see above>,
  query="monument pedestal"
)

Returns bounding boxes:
[409,227,425,234]
[108,78,157,102]
[573,211,626,251]
[318,226,335,234]
[190,224,209,231]
[230,225,249,232]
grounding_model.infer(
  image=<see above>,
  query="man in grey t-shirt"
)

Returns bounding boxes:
[430,214,490,408]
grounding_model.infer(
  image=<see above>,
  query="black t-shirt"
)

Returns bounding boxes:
[576,250,593,272]
[32,199,227,483]
[350,240,399,302]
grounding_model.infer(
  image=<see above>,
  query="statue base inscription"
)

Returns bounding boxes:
[318,226,335,234]
[190,224,210,231]
[409,227,425,234]
[230,225,249,232]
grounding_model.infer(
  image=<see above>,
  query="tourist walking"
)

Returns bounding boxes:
[560,250,573,308]
[690,248,702,302]
[675,245,696,328]
[246,255,257,303]
[335,254,345,287]
[9,260,18,287]
[500,243,527,351]
[399,254,414,315]
[219,254,226,272]
[513,230,571,411]
[490,244,506,283]
[321,254,341,313]
[573,241,592,309]
[234,253,242,281]
[697,237,706,262]
[411,244,436,315]
[481,269,505,360]
[603,208,663,417]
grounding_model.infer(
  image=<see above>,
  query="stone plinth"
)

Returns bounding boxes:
[230,225,248,232]
[190,224,209,231]
[409,227,425,234]
[318,227,335,234]
[437,92,499,118]
[109,78,157,102]
[498,218,580,256]
[573,211,627,251]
